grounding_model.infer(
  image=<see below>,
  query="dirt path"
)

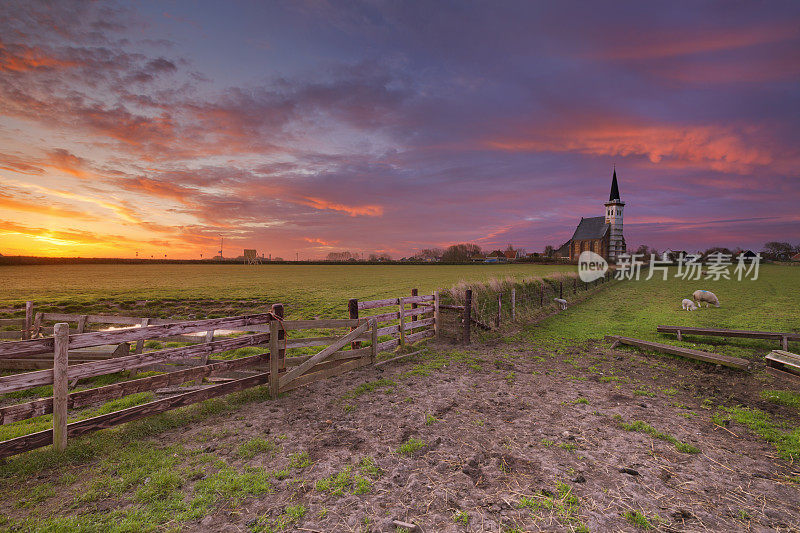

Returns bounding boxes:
[3,339,799,532]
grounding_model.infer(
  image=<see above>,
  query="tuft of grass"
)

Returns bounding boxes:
[620,420,699,454]
[761,390,800,410]
[288,451,311,469]
[343,378,396,399]
[453,510,469,525]
[237,437,278,459]
[358,456,382,477]
[516,482,586,529]
[623,509,660,529]
[315,466,373,496]
[726,406,800,461]
[397,437,426,455]
[425,414,439,425]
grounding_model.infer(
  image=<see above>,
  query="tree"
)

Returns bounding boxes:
[416,248,442,261]
[441,243,482,262]
[543,245,555,258]
[762,241,795,260]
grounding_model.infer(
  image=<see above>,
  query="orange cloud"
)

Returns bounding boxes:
[299,196,383,217]
[0,194,98,221]
[0,41,77,72]
[595,22,799,60]
[303,236,338,246]
[44,149,92,180]
[485,121,774,174]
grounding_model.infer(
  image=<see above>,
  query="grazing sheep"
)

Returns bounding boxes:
[681,298,697,311]
[693,289,720,308]
[554,298,568,310]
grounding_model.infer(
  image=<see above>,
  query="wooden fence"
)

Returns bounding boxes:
[0,291,438,458]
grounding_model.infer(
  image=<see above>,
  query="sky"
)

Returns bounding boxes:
[0,0,798,259]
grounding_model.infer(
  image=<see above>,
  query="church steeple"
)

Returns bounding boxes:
[609,167,621,201]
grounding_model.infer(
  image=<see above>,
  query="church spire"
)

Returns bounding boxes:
[609,167,621,201]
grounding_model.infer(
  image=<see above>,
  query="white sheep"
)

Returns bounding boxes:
[693,289,720,308]
[554,298,568,310]
[681,298,697,311]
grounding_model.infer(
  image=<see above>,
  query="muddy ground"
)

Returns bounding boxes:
[4,338,800,532]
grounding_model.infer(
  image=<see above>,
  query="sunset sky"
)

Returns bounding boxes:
[1,1,798,259]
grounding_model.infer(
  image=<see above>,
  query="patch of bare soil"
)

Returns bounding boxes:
[9,340,800,532]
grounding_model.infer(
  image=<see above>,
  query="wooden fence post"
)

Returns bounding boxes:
[463,290,472,344]
[410,288,418,334]
[76,315,88,334]
[433,290,440,339]
[398,298,406,347]
[511,289,516,321]
[496,292,502,328]
[23,301,33,340]
[370,319,378,363]
[33,312,42,338]
[269,317,280,398]
[53,323,69,452]
[272,304,285,369]
[348,298,360,349]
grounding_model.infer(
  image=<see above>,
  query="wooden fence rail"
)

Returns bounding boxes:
[657,325,799,351]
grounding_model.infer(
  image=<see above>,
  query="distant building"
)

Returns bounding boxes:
[790,252,800,262]
[563,169,626,262]
[504,250,519,261]
[737,250,758,261]
[243,249,261,265]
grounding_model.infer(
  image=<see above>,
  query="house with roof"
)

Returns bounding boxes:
[563,169,627,262]
[790,252,800,262]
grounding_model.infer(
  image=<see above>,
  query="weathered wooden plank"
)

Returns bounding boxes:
[765,350,800,371]
[284,346,371,366]
[24,301,33,340]
[281,319,362,330]
[401,307,432,319]
[0,354,267,425]
[0,332,271,394]
[279,357,371,393]
[607,335,750,370]
[279,321,369,388]
[0,332,23,340]
[0,372,270,459]
[376,324,400,336]
[269,319,280,398]
[399,298,406,347]
[0,313,274,358]
[406,329,435,344]
[433,290,440,339]
[657,325,800,341]
[0,358,113,370]
[357,298,400,310]
[0,319,25,326]
[52,324,69,452]
[284,335,368,349]
[403,317,435,331]
[376,338,399,352]
[362,311,399,323]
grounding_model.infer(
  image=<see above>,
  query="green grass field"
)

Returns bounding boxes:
[517,264,800,361]
[0,263,573,315]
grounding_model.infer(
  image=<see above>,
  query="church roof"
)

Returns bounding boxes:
[609,169,621,201]
[571,216,609,240]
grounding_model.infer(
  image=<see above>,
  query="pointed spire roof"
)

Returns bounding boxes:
[609,167,621,201]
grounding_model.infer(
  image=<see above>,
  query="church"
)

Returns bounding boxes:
[555,169,626,262]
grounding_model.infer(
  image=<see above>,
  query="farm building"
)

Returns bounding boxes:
[562,169,627,262]
[791,252,800,262]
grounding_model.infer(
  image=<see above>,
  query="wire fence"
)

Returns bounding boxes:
[439,271,613,330]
